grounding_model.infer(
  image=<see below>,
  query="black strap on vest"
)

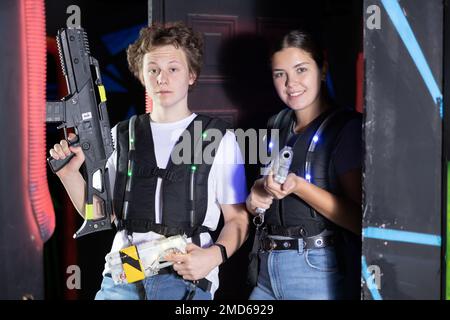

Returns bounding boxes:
[187,116,214,234]
[285,109,344,219]
[117,220,210,238]
[267,108,294,133]
[133,166,177,181]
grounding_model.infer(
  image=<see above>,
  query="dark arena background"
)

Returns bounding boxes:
[0,0,449,302]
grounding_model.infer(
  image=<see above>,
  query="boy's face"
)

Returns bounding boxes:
[142,45,196,110]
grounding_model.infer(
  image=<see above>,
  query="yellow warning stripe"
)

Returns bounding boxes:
[97,85,107,102]
[85,204,94,220]
[120,245,145,283]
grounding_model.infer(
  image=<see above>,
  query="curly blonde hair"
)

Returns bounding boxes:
[127,22,203,85]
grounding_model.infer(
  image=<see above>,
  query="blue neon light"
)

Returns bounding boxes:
[381,0,443,117]
[363,227,441,247]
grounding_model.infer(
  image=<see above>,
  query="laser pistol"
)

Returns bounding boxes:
[254,146,294,226]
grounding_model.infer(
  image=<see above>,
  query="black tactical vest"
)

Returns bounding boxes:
[113,113,229,237]
[264,107,362,237]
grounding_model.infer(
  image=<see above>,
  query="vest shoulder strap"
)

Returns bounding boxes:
[267,108,294,130]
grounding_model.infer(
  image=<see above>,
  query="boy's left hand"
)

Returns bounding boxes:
[165,243,221,280]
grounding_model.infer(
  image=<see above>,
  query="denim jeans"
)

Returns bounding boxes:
[249,238,346,300]
[95,273,212,300]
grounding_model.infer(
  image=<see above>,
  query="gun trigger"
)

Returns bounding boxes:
[68,135,80,147]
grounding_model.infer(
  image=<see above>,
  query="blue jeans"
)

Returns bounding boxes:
[95,273,212,300]
[249,239,345,300]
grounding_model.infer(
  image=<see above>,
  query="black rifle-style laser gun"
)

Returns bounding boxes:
[46,27,114,238]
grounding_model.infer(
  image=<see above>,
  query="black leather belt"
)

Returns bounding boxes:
[260,233,336,251]
[159,267,212,292]
[105,268,212,293]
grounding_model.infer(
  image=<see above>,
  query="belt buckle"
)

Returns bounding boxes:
[302,238,307,249]
[261,237,277,251]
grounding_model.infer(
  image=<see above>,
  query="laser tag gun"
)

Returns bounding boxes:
[46,27,114,238]
[106,235,188,285]
[254,146,294,226]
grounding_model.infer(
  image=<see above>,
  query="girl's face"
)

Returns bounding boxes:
[271,47,324,112]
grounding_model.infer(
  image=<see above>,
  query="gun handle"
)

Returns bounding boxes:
[47,153,75,173]
[47,137,79,173]
[255,207,266,214]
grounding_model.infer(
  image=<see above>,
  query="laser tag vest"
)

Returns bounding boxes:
[264,107,362,237]
[113,113,229,237]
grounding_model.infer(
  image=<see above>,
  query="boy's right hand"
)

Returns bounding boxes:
[49,133,85,178]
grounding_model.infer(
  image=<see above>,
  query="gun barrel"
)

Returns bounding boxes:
[274,147,293,184]
[57,27,92,94]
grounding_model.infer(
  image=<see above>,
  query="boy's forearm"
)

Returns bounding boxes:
[216,204,250,259]
[58,171,87,218]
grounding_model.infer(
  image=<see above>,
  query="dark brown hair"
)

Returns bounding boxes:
[127,22,203,84]
[272,29,324,69]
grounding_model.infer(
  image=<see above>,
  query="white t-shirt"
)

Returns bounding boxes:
[103,113,248,297]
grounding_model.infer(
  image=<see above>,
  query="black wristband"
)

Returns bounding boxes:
[213,243,228,264]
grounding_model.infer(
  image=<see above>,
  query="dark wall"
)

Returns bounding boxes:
[155,0,362,129]
[443,0,450,300]
[363,0,443,299]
